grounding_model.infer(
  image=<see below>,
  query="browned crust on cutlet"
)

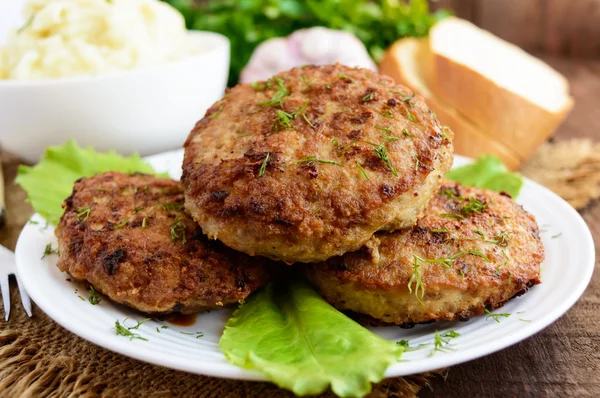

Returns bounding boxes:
[182,64,454,263]
[55,172,270,315]
[305,181,544,325]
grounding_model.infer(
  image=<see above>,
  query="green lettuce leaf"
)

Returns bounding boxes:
[220,281,403,397]
[16,140,160,225]
[446,155,523,198]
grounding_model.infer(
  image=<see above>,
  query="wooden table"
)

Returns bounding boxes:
[422,57,600,397]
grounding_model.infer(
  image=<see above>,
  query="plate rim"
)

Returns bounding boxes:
[14,153,596,381]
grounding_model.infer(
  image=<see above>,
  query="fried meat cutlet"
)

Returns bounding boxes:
[182,64,454,263]
[55,172,271,315]
[305,181,544,326]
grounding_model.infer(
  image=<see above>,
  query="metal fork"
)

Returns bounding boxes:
[0,244,32,321]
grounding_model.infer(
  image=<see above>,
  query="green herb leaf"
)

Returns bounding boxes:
[295,156,341,166]
[219,281,404,397]
[41,243,59,259]
[259,78,290,107]
[16,141,162,225]
[446,156,523,198]
[258,153,270,177]
[484,309,511,323]
[431,330,460,355]
[88,285,102,305]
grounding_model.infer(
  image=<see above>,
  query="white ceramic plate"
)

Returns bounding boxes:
[15,150,595,381]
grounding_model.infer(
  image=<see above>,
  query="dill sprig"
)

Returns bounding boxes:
[408,255,425,304]
[484,308,511,323]
[259,77,289,107]
[162,203,185,211]
[430,330,460,356]
[170,218,187,244]
[114,219,128,229]
[405,109,417,122]
[372,144,398,177]
[275,109,294,130]
[115,318,150,341]
[375,125,392,133]
[383,135,399,142]
[402,129,413,137]
[295,156,341,165]
[440,213,464,220]
[251,81,266,90]
[460,197,486,216]
[258,153,270,177]
[88,285,102,305]
[380,110,394,118]
[361,90,375,102]
[356,161,369,180]
[76,206,91,222]
[41,243,59,259]
[440,189,463,201]
[208,105,224,119]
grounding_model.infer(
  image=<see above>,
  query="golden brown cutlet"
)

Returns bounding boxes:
[182,63,454,263]
[305,181,543,326]
[55,172,271,315]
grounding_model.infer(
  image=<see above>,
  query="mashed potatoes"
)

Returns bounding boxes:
[0,0,196,80]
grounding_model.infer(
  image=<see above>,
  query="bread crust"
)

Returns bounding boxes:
[183,64,454,263]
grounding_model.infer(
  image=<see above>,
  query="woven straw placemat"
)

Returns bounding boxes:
[0,139,596,398]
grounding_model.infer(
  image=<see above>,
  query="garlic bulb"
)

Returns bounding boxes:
[240,27,376,83]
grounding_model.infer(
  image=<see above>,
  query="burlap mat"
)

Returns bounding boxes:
[0,139,596,398]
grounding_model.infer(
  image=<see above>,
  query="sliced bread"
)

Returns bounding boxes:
[380,38,522,170]
[425,17,573,160]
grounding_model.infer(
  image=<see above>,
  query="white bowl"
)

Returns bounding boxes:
[0,31,230,163]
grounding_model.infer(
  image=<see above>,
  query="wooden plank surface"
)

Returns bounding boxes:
[430,0,600,56]
[421,57,600,397]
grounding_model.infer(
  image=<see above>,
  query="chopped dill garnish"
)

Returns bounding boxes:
[372,144,398,176]
[134,207,144,213]
[337,74,352,81]
[78,295,86,301]
[474,229,485,240]
[380,110,394,118]
[42,243,59,259]
[161,325,169,329]
[258,153,270,177]
[414,157,420,171]
[180,331,205,338]
[496,250,510,274]
[401,94,414,103]
[238,133,253,137]
[331,138,340,147]
[396,339,409,347]
[361,90,375,102]
[295,156,341,166]
[402,129,413,137]
[325,82,333,89]
[484,309,511,323]
[275,109,294,130]
[383,135,399,142]
[259,77,289,107]
[389,89,407,95]
[405,109,417,122]
[162,203,185,211]
[88,286,102,305]
[156,327,161,333]
[552,232,562,239]
[170,218,187,244]
[440,189,463,200]
[430,330,460,355]
[440,213,464,220]
[300,75,315,90]
[142,217,147,229]
[375,125,392,133]
[460,198,486,216]
[431,228,450,233]
[356,161,369,180]
[413,250,490,271]
[114,220,128,229]
[251,81,266,90]
[408,255,425,304]
[208,105,224,119]
[76,206,91,222]
[28,220,40,225]
[115,318,150,341]
[340,140,358,153]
